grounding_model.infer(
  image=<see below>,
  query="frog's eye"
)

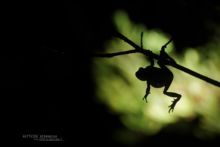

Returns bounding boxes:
[135,68,147,81]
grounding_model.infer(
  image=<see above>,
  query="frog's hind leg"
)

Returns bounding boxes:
[163,82,181,113]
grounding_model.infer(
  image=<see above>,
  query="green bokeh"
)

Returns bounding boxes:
[93,10,220,143]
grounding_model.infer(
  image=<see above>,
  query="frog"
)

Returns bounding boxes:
[135,48,181,113]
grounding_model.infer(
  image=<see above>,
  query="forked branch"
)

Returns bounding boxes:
[94,32,220,87]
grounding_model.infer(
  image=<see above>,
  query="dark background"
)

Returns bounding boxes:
[2,0,220,145]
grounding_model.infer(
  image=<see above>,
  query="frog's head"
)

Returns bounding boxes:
[135,67,149,81]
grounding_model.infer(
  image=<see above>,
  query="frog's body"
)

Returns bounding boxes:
[136,66,173,88]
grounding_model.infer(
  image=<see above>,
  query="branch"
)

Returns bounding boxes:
[94,32,220,88]
[172,64,220,87]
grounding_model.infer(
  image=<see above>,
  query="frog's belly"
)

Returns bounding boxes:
[151,82,164,88]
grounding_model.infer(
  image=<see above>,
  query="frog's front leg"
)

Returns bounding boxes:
[143,82,151,102]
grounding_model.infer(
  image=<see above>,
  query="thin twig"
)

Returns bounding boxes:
[161,37,173,51]
[140,32,143,48]
[94,32,220,88]
[94,50,138,57]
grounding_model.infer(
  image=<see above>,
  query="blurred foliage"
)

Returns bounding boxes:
[93,10,220,144]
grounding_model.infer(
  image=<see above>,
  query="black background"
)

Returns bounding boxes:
[2,0,220,145]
